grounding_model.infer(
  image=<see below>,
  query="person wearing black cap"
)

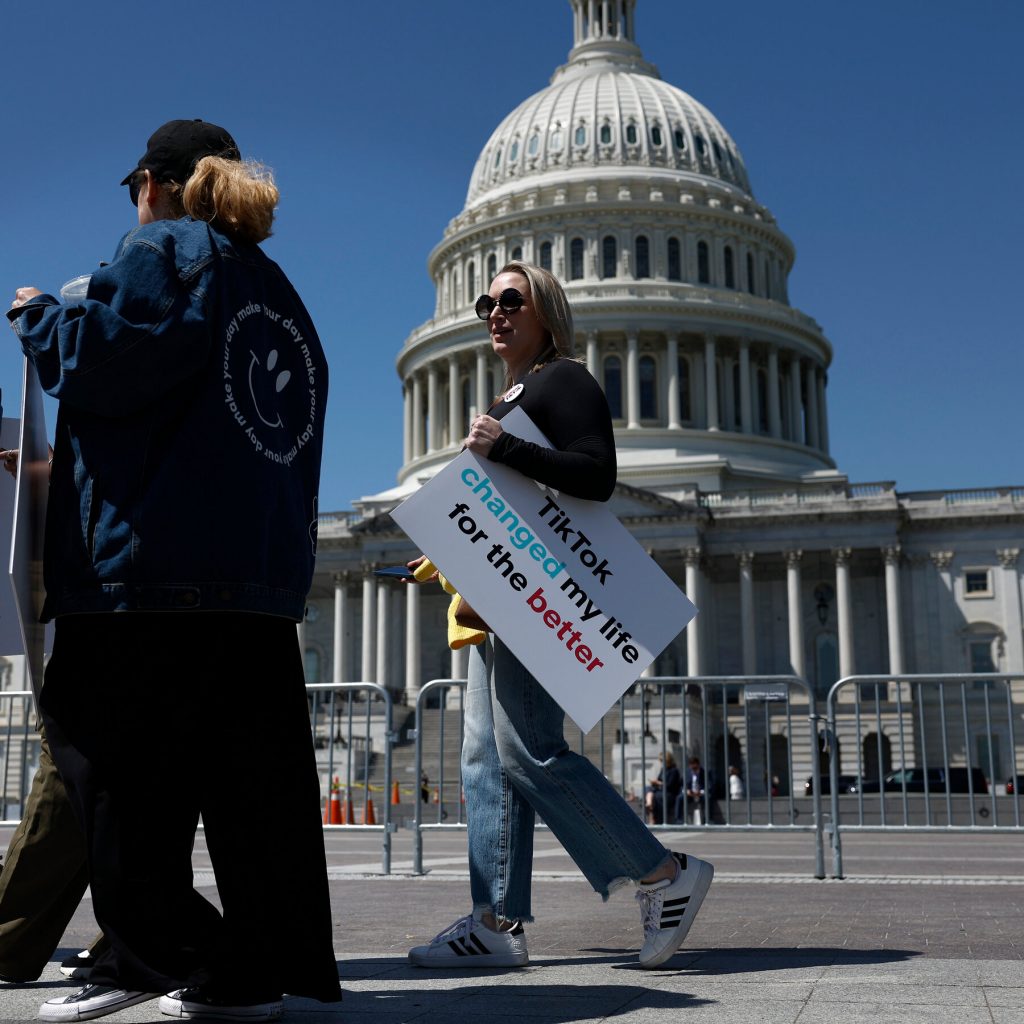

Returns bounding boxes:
[8,120,339,1021]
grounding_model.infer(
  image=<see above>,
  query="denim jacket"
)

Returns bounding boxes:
[8,217,328,621]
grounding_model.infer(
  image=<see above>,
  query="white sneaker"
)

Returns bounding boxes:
[408,914,529,968]
[159,987,283,1021]
[39,984,161,1021]
[636,852,714,968]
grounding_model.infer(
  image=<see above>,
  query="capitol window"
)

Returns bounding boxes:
[487,253,497,281]
[539,241,553,272]
[667,237,681,281]
[600,122,612,145]
[640,356,658,420]
[713,140,722,162]
[724,246,735,289]
[635,235,650,279]
[603,355,623,420]
[527,134,539,156]
[651,125,663,147]
[550,125,564,150]
[625,123,638,145]
[570,238,585,279]
[509,140,519,162]
[575,123,587,146]
[964,569,993,598]
[602,236,617,278]
[493,147,502,168]
[673,127,686,149]
[694,134,706,155]
[510,246,522,262]
[466,261,476,304]
[697,241,710,284]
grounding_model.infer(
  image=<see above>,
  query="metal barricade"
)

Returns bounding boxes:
[825,673,1024,877]
[412,674,825,879]
[308,682,394,874]
[0,690,38,826]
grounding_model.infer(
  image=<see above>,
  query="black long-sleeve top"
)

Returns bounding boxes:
[485,358,616,502]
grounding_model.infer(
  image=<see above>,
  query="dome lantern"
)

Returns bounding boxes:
[556,0,660,83]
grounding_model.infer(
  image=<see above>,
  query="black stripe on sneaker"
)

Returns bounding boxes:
[447,940,468,956]
[468,934,491,955]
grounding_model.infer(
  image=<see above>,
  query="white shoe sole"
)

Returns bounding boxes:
[640,859,714,968]
[159,994,283,1020]
[408,949,528,969]
[39,991,160,1022]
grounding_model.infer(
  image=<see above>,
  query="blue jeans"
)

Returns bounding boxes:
[463,636,669,922]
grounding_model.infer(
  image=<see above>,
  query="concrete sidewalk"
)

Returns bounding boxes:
[2,871,1023,1023]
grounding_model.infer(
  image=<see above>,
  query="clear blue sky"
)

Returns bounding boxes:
[1,0,1020,511]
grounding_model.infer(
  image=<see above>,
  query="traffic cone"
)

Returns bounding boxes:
[391,780,401,805]
[342,788,354,825]
[325,777,342,824]
[364,798,377,825]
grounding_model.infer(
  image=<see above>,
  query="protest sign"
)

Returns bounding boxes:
[391,408,697,732]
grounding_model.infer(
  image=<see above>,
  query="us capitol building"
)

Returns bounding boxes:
[306,0,1022,791]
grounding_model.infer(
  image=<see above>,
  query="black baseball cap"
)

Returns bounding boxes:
[120,119,240,186]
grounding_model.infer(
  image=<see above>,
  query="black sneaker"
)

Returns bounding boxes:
[59,950,96,980]
[159,987,283,1021]
[39,984,161,1021]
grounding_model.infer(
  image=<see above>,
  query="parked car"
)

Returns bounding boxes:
[855,767,989,794]
[804,774,858,796]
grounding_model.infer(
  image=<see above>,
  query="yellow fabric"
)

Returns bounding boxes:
[413,559,486,650]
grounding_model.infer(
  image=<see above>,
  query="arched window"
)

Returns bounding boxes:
[712,140,722,162]
[487,253,497,282]
[603,356,623,419]
[673,127,686,150]
[527,134,539,156]
[602,235,617,278]
[570,238,585,280]
[724,246,735,289]
[635,235,650,279]
[600,123,612,144]
[574,123,587,146]
[697,241,710,284]
[746,252,755,295]
[625,123,637,145]
[667,238,681,281]
[510,246,522,262]
[493,147,503,168]
[695,134,706,156]
[550,126,564,150]
[639,356,657,419]
[678,356,691,422]
[757,368,769,432]
[466,261,476,304]
[651,125,663,147]
[509,139,519,162]
[539,241,553,272]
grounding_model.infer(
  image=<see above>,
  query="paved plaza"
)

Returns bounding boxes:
[1,830,1023,1023]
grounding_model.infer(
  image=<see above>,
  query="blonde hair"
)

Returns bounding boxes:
[162,156,279,244]
[496,260,576,391]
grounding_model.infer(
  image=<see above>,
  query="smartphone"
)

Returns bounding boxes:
[373,565,415,579]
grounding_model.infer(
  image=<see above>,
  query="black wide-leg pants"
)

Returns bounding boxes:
[39,612,341,1003]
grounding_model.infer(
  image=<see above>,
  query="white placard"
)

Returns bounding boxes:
[391,408,697,733]
[8,359,52,705]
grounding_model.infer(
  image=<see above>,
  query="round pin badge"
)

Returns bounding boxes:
[503,383,524,403]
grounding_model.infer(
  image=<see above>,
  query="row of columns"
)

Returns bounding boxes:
[403,333,829,463]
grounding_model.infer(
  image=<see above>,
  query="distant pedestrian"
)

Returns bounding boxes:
[645,752,682,825]
[729,765,745,800]
[686,756,707,824]
[10,119,340,1022]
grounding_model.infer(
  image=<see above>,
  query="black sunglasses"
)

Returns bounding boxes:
[475,287,525,320]
[127,171,146,207]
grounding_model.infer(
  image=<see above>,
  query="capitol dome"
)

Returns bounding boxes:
[385,0,841,510]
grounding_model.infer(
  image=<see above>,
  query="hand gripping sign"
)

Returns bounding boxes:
[391,408,697,733]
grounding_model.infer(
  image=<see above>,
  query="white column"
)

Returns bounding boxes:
[405,579,421,704]
[767,346,782,438]
[666,333,681,429]
[332,573,348,683]
[475,346,489,417]
[626,331,640,428]
[805,363,820,449]
[789,357,803,443]
[738,340,752,434]
[376,583,389,690]
[448,356,460,448]
[586,330,599,377]
[426,364,439,453]
[883,546,904,676]
[361,570,377,682]
[402,383,412,464]
[834,548,854,679]
[704,334,719,431]
[738,551,756,674]
[785,550,805,679]
[684,547,702,675]
[930,551,955,673]
[817,369,830,454]
[411,374,424,458]
[997,549,1023,672]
